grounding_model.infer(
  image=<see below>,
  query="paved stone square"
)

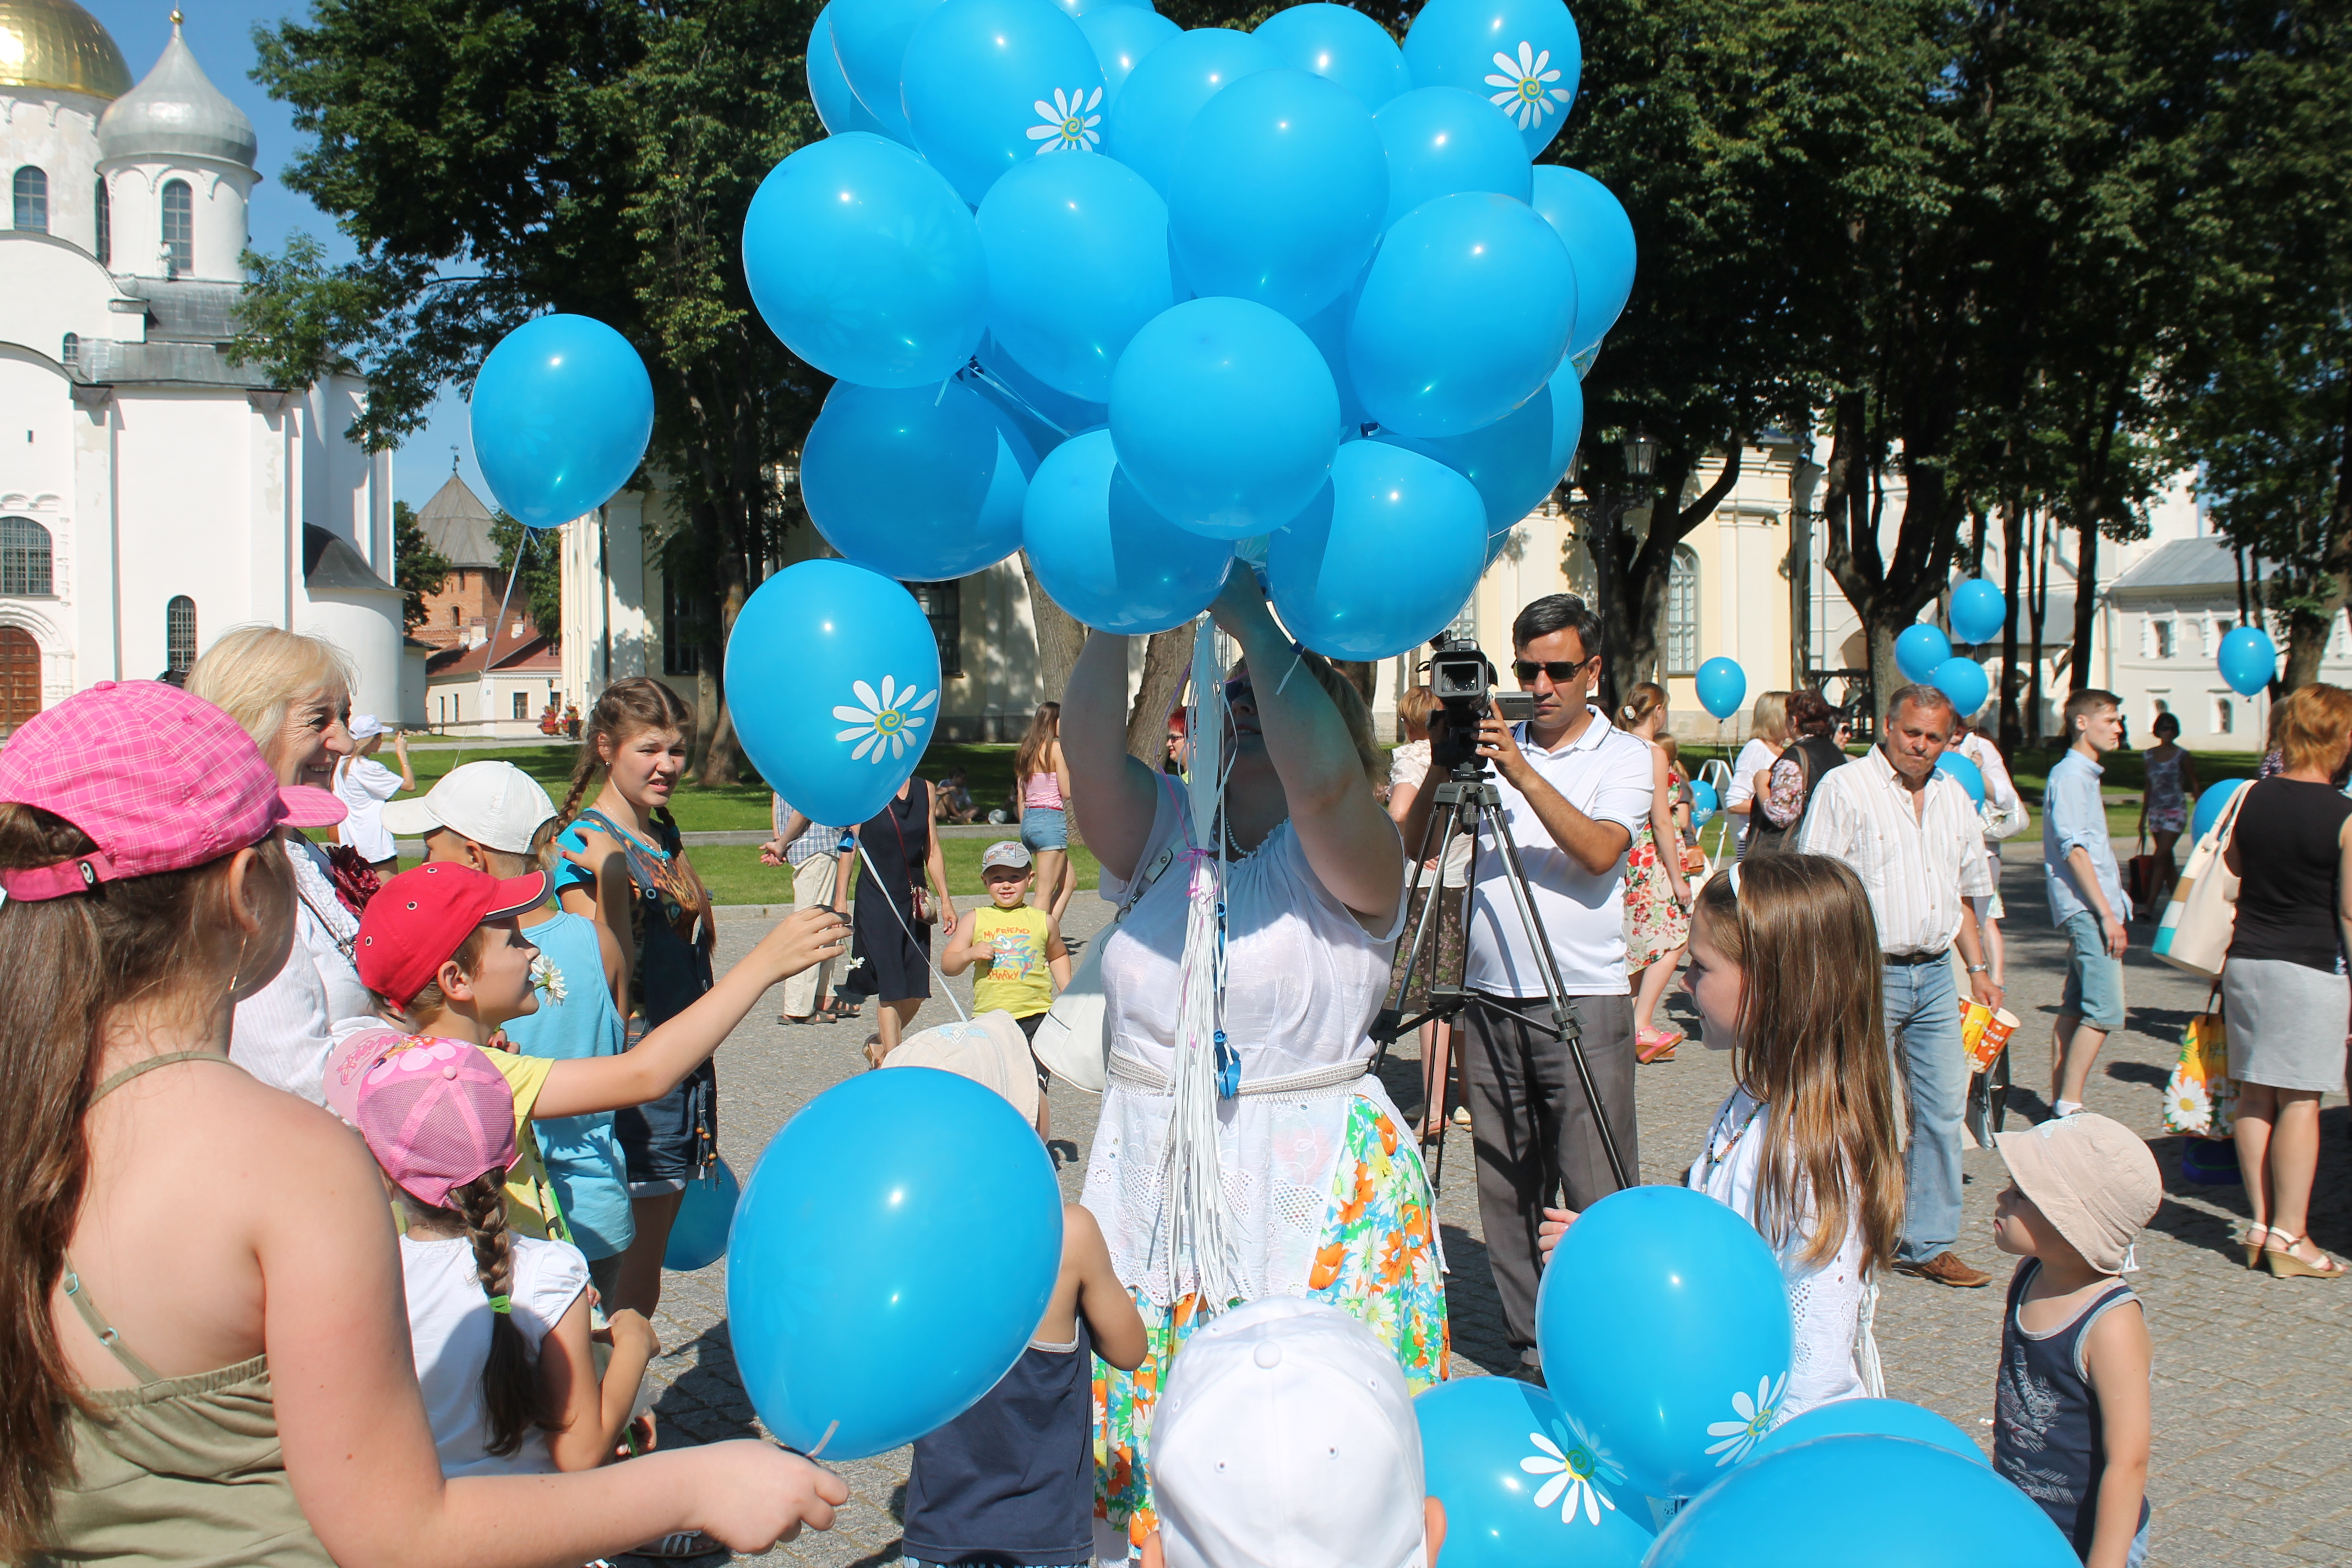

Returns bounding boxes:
[620,856,2350,1567]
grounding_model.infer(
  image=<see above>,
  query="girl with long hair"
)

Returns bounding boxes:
[1,682,840,1568]
[1016,701,1076,922]
[1616,683,1694,1061]
[551,677,716,1319]
[1543,854,1903,1420]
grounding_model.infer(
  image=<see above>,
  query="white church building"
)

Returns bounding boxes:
[1,1,404,733]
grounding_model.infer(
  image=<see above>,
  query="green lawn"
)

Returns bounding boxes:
[689,836,1102,907]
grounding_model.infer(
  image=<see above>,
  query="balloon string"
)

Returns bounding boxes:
[956,357,1074,440]
[804,1419,840,1460]
[855,840,970,1025]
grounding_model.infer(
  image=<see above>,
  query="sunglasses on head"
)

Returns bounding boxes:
[1513,656,1596,684]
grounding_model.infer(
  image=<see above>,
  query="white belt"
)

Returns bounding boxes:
[1106,1050,1370,1099]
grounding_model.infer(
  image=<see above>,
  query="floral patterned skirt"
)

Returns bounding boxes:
[1623,820,1690,972]
[1092,1096,1449,1558]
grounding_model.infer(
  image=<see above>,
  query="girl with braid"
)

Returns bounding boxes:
[550,679,722,1317]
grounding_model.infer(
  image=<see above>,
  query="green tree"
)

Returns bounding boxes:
[393,498,450,629]
[487,513,566,641]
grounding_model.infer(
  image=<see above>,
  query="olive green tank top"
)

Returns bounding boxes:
[34,1052,333,1568]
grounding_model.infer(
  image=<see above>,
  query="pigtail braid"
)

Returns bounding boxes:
[453,1173,549,1457]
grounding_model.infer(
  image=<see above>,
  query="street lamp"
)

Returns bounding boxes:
[1624,426,1656,479]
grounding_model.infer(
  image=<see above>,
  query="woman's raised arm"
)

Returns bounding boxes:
[1063,630,1167,882]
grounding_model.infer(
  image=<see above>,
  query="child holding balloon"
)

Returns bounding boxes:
[1541,855,1904,1422]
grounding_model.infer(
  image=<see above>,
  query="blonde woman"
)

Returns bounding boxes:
[1723,691,1792,857]
[1616,683,1693,1060]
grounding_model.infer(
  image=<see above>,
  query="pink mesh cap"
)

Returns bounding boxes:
[0,680,345,901]
[352,1036,518,1209]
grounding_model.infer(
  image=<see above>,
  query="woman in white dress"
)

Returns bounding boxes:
[1064,573,1445,1561]
[1543,853,1903,1423]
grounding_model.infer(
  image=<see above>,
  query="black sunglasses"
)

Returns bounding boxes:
[1513,656,1596,684]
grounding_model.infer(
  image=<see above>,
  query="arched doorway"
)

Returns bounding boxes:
[0,628,41,735]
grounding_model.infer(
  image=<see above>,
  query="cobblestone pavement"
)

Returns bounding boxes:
[618,856,2350,1567]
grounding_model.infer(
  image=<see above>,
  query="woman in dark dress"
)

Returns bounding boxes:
[847,776,956,1066]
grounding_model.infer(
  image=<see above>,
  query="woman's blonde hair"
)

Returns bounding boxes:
[185,625,354,752]
[2273,683,2352,775]
[1750,690,1792,746]
[1397,685,1438,740]
[1691,855,1903,1273]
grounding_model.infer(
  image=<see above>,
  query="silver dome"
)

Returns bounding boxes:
[96,20,256,167]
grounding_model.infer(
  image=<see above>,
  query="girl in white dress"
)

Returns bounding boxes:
[1544,853,1903,1422]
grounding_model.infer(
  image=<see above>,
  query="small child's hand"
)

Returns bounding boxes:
[689,1443,848,1550]
[605,1306,661,1359]
[1537,1206,1577,1264]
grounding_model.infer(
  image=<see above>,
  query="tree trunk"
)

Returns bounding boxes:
[1999,498,2025,749]
[1021,551,1088,709]
[1125,624,1196,765]
[2066,517,2098,698]
[1580,443,1743,714]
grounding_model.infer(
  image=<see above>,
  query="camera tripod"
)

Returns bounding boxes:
[1371,747,1632,1200]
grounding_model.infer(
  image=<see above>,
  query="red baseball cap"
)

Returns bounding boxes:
[0,680,345,901]
[356,862,550,1008]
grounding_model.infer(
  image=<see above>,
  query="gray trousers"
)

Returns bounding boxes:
[1463,989,1640,1358]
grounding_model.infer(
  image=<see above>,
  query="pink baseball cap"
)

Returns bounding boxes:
[0,680,345,901]
[352,1036,518,1209]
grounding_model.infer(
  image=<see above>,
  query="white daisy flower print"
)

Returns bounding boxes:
[1520,1413,1625,1526]
[529,952,566,1006]
[834,675,938,763]
[1027,85,1103,153]
[1485,41,1572,130]
[1703,1372,1788,1466]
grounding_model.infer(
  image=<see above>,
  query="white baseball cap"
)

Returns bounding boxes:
[379,760,557,854]
[980,840,1033,873]
[349,713,389,741]
[1150,1299,1428,1568]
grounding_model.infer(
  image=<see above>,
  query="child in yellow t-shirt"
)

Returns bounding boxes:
[943,841,1072,1134]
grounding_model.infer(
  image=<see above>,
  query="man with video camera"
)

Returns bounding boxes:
[1397,593,1654,1371]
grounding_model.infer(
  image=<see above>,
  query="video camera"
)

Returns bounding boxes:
[1424,633,1533,772]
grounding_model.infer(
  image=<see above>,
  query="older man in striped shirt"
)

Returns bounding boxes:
[1796,683,2001,1288]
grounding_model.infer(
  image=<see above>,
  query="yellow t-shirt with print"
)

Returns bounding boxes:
[970,905,1055,1019]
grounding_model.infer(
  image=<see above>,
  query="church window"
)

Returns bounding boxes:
[94,177,110,265]
[661,574,706,677]
[512,690,529,721]
[908,580,964,677]
[1664,546,1699,676]
[161,180,193,276]
[12,166,47,233]
[0,518,53,597]
[61,334,78,368]
[2214,696,2234,734]
[166,596,197,675]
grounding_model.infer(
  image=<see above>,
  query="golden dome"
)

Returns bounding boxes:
[0,0,133,100]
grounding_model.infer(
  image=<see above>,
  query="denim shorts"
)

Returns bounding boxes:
[2059,910,2126,1030]
[1021,805,1069,852]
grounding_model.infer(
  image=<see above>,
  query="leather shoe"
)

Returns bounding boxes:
[1893,1250,1991,1288]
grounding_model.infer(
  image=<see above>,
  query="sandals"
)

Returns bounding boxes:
[863,1033,889,1070]
[2240,1224,2270,1268]
[1636,1025,1684,1064]
[2262,1231,2346,1280]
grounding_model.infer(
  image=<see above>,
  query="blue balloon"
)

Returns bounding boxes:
[2217,625,2277,696]
[902,0,1105,207]
[663,1156,741,1271]
[2190,776,2246,842]
[1374,86,1531,230]
[1949,577,2006,644]
[1251,3,1409,110]
[1103,26,1276,196]
[968,335,1108,455]
[1648,1436,2078,1567]
[1349,191,1575,437]
[1109,297,1340,538]
[1077,4,1178,106]
[470,315,654,530]
[1022,430,1233,633]
[1689,778,1719,825]
[1528,165,1635,357]
[810,4,895,140]
[1415,1378,1654,1568]
[1934,750,1986,807]
[1168,68,1388,322]
[1267,441,1487,660]
[1694,656,1746,720]
[743,134,986,389]
[830,0,946,144]
[1536,1185,1793,1500]
[802,381,1030,581]
[1042,0,1154,17]
[725,559,943,829]
[1402,0,1581,156]
[1894,621,1953,683]
[726,1067,1063,1460]
[1929,656,1990,720]
[1745,1398,1989,1469]
[1297,274,1373,433]
[1379,355,1580,531]
[978,152,1172,402]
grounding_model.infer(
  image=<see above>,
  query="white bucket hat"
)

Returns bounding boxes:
[879,1009,1041,1126]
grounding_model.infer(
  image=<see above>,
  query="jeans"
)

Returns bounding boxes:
[1883,957,1965,1263]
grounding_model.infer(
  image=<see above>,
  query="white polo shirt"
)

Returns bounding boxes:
[1464,708,1657,997]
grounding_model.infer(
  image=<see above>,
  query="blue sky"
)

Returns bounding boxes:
[88,2,482,510]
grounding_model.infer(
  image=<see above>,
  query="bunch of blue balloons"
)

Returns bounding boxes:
[742,0,1638,661]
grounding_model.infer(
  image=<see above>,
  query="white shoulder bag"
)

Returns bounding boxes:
[1030,840,1177,1092]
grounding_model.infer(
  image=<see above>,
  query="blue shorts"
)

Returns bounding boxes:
[2059,910,2126,1030]
[1021,805,1068,852]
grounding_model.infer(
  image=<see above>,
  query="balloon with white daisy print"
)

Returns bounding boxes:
[1402,0,1582,156]
[1534,1184,1792,1503]
[1415,1376,1653,1568]
[901,0,1105,206]
[723,559,943,830]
